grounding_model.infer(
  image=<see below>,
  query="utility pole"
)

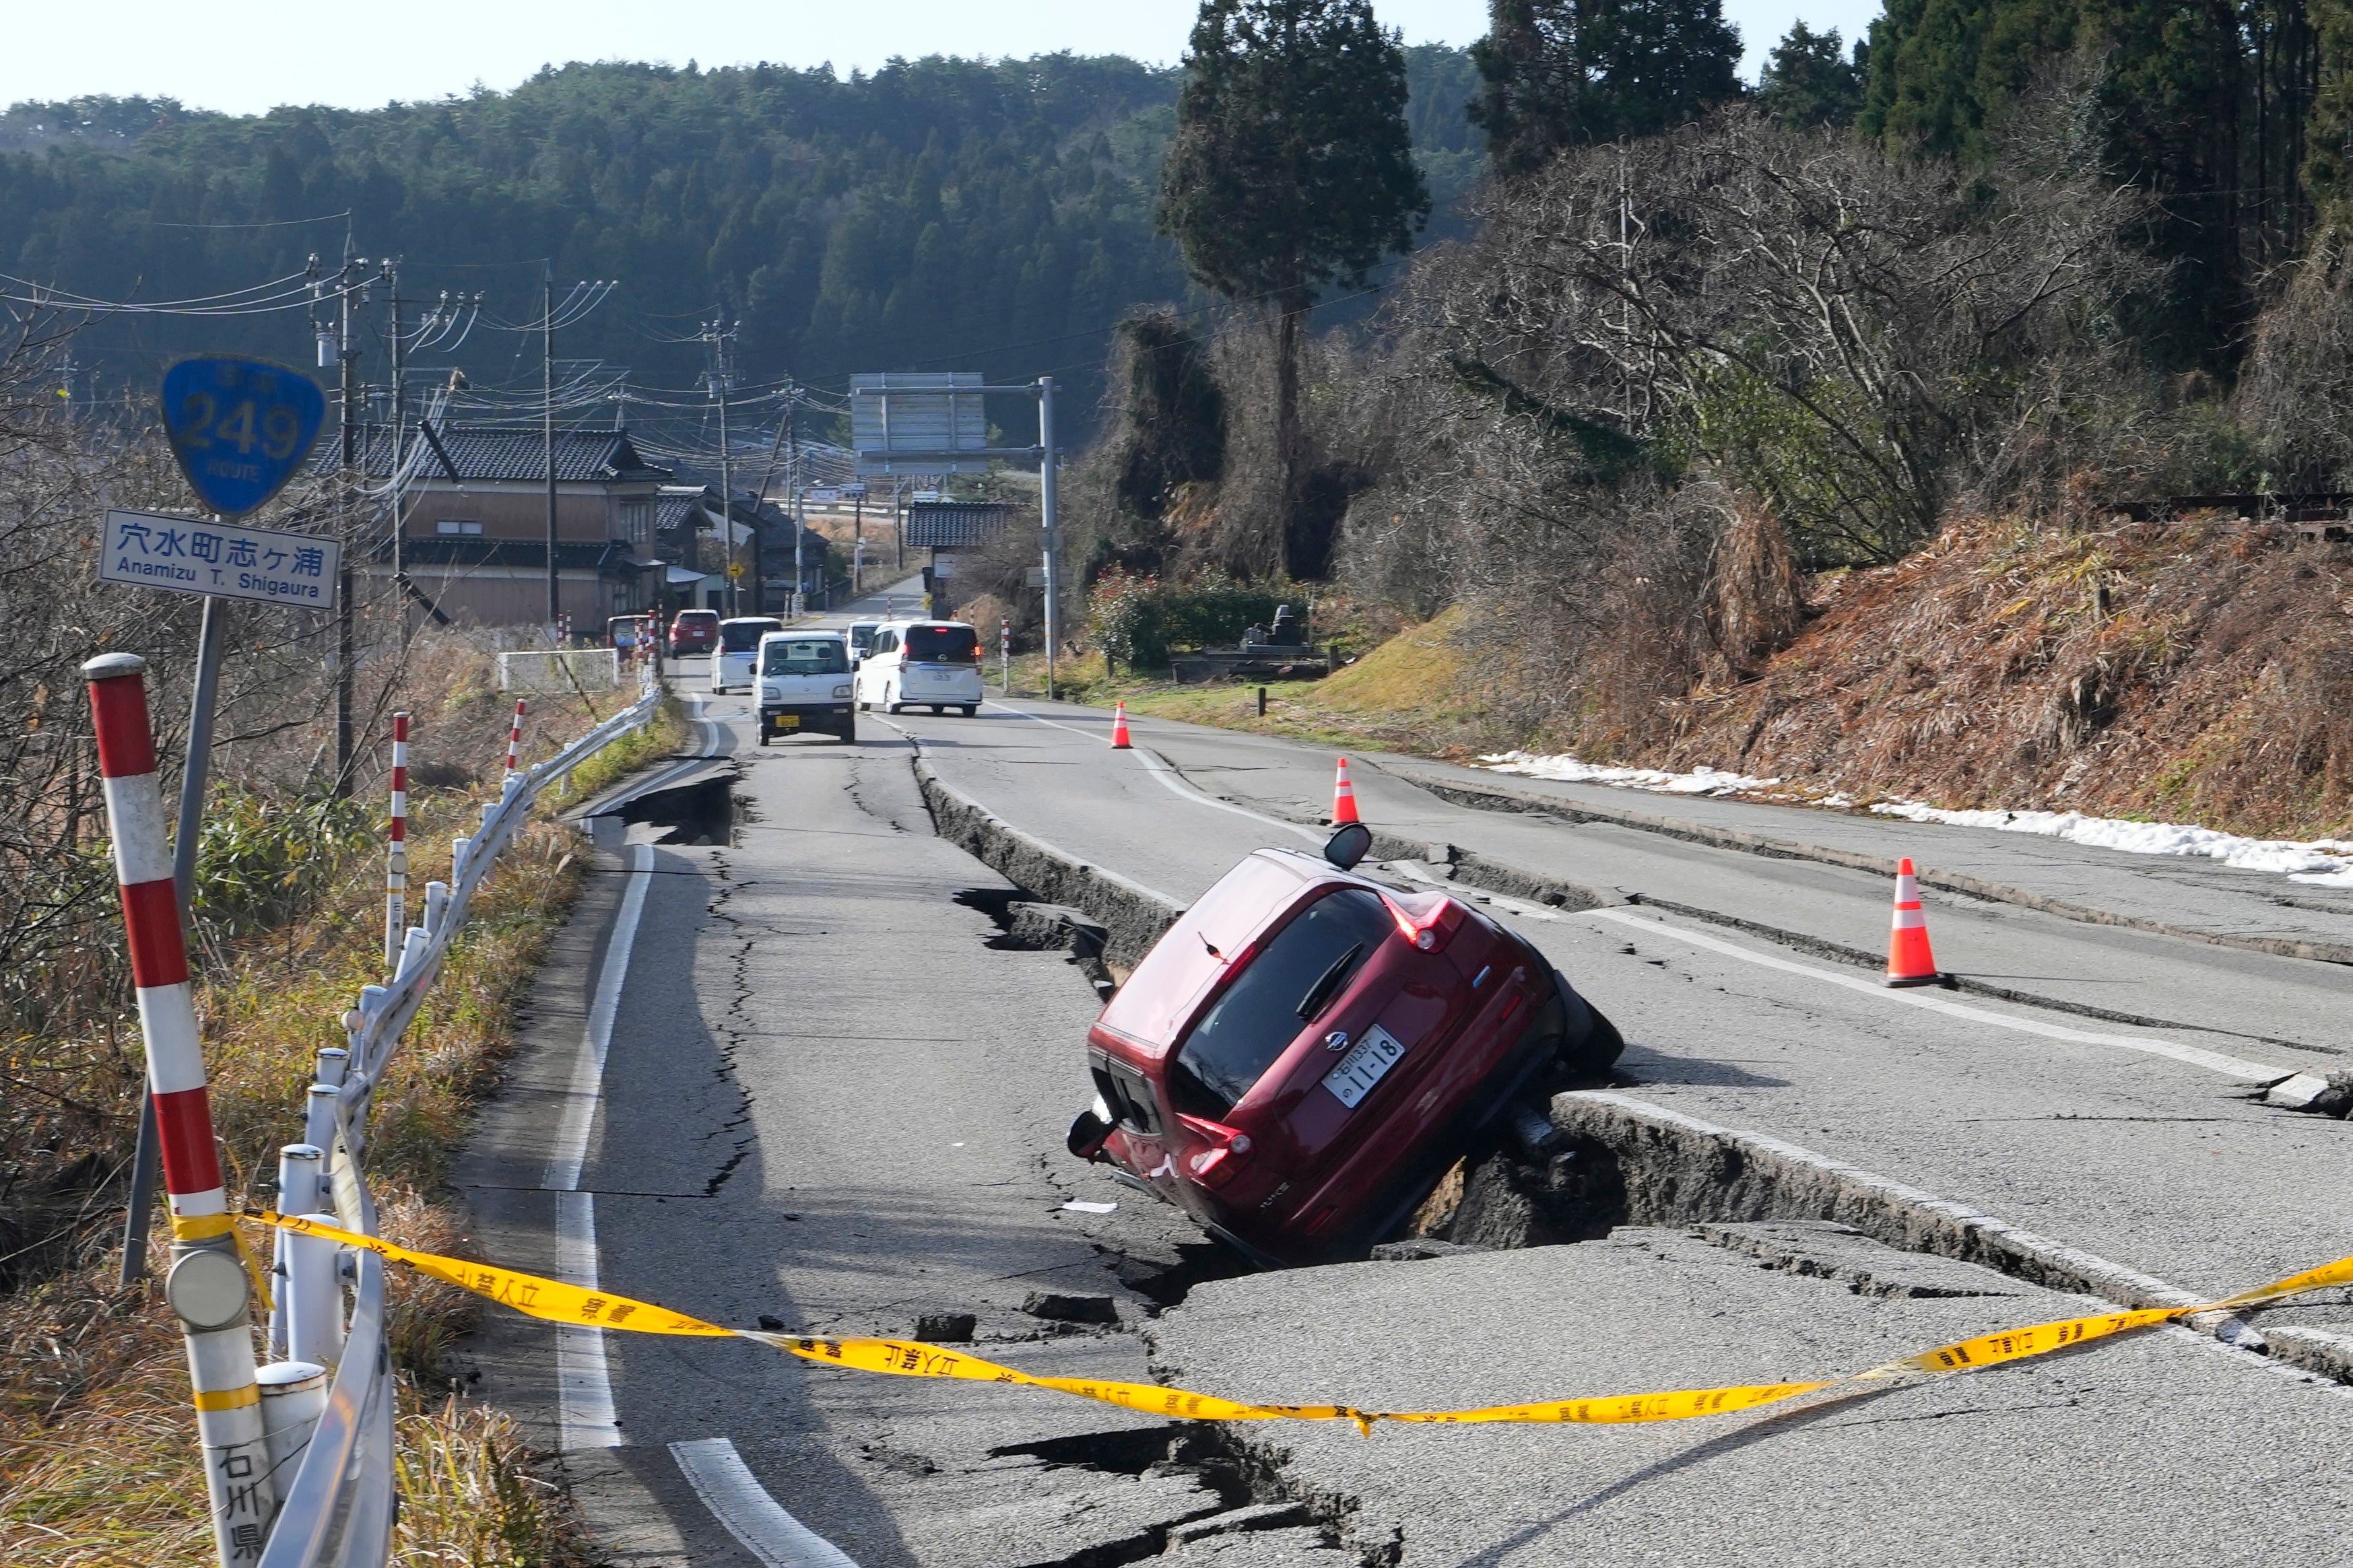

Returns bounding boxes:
[543,263,560,636]
[334,246,366,797]
[787,385,803,617]
[1039,376,1061,702]
[717,343,735,620]
[387,262,407,654]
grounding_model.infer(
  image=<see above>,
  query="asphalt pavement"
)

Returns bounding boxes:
[451,591,2353,1565]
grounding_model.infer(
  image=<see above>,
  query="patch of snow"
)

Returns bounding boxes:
[1478,751,1782,796]
[1474,753,2353,886]
[1866,800,2353,879]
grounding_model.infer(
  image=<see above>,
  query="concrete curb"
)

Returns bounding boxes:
[1398,768,2353,968]
[908,751,1183,967]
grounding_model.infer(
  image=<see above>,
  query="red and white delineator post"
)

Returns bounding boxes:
[505,697,527,774]
[84,653,275,1565]
[385,712,408,970]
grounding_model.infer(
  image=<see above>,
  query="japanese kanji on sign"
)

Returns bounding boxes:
[99,508,341,609]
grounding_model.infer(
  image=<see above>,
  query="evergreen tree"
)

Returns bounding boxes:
[1758,22,1865,129]
[1469,0,1744,179]
[1156,0,1427,572]
[1861,0,2319,371]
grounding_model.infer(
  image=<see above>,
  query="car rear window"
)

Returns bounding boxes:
[1167,888,1395,1118]
[762,638,848,675]
[906,624,979,663]
[849,625,877,652]
[721,619,783,651]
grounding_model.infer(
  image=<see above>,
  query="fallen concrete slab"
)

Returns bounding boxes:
[1148,1227,2353,1566]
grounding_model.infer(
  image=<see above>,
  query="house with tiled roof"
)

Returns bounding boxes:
[653,484,832,614]
[362,426,671,629]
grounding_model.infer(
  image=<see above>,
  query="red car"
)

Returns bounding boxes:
[667,609,720,658]
[1067,824,1622,1266]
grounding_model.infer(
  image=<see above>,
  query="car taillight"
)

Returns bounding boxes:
[1175,1114,1252,1187]
[1381,891,1459,952]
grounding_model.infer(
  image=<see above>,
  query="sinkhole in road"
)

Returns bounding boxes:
[955,887,1121,998]
[602,767,737,846]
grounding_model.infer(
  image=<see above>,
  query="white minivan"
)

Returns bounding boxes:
[754,631,855,745]
[854,620,983,716]
[710,617,783,693]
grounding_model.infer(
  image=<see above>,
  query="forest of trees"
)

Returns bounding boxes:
[0,47,1482,428]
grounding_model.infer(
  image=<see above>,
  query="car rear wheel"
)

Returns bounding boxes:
[960,705,978,717]
[1552,967,1624,1080]
[886,686,902,714]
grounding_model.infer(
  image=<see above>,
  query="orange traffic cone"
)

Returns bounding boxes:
[1331,756,1361,825]
[1885,857,1943,987]
[1110,702,1132,749]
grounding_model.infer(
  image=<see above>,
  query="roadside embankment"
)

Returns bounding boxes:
[0,676,685,1565]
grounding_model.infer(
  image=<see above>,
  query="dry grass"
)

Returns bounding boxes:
[1032,606,1500,759]
[1651,517,2353,837]
[0,673,686,1565]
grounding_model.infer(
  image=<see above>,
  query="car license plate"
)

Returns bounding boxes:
[1323,1023,1406,1109]
[775,715,799,729]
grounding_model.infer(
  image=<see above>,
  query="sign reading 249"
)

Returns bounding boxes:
[160,357,327,518]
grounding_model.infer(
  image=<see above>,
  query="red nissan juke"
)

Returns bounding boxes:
[1066,824,1622,1266]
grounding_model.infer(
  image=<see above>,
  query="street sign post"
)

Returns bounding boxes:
[115,358,327,1301]
[98,510,341,607]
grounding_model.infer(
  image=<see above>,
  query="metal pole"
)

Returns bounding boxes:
[717,342,736,619]
[120,589,229,1289]
[85,654,273,1567]
[335,261,359,798]
[387,265,408,655]
[852,489,863,597]
[1038,376,1060,702]
[787,386,803,617]
[545,264,560,634]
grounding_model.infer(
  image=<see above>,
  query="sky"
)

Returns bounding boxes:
[4,0,1884,119]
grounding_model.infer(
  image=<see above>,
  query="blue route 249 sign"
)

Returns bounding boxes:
[161,356,327,518]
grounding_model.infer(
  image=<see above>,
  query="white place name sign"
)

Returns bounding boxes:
[98,508,340,607]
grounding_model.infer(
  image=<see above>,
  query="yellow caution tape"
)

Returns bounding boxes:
[248,1213,2353,1434]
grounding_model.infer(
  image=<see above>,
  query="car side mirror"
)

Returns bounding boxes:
[1323,822,1372,871]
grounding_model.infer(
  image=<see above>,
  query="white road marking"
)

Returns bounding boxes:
[554,1191,621,1448]
[1128,746,1325,844]
[1384,856,2291,1081]
[543,840,653,1451]
[671,1438,861,1567]
[1584,906,2290,1083]
[546,842,655,1192]
[985,699,1325,844]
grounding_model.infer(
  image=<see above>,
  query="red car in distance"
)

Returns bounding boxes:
[1067,824,1622,1266]
[667,609,720,658]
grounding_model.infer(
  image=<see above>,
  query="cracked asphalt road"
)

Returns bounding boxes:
[453,587,2353,1567]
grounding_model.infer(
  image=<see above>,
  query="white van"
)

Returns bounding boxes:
[710,617,783,693]
[854,620,984,716]
[754,631,855,745]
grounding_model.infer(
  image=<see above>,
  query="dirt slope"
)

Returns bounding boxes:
[1650,516,2353,838]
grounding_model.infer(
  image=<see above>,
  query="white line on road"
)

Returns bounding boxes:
[1384,857,2291,1082]
[545,840,653,1452]
[1585,906,2290,1083]
[547,841,655,1192]
[985,699,1325,844]
[554,1191,621,1448]
[671,1438,861,1567]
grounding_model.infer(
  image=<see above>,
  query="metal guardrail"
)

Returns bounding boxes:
[256,664,663,1568]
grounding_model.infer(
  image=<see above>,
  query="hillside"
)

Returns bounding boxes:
[1119,519,2353,843]
[0,46,1480,420]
